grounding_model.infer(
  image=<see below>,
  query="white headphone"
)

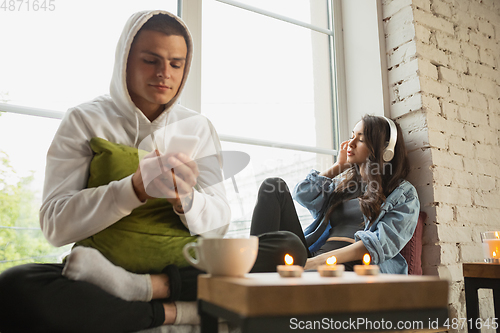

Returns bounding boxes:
[381,116,397,162]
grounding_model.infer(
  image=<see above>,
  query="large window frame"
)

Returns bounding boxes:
[180,0,341,157]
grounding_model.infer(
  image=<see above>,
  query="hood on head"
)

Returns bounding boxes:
[109,10,193,124]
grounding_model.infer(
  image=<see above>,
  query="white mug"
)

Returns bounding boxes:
[182,236,259,276]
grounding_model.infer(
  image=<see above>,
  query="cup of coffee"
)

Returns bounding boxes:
[182,236,259,276]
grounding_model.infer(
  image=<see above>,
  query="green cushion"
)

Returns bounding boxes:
[75,137,197,274]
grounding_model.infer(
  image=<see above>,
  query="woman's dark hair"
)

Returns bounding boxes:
[324,114,410,224]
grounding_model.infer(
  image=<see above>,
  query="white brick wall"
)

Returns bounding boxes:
[382,0,500,330]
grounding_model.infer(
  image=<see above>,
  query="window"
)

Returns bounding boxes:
[194,0,338,236]
[0,0,341,269]
[0,0,178,111]
[0,113,63,270]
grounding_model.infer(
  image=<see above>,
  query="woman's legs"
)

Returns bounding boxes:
[0,263,165,333]
[250,177,310,253]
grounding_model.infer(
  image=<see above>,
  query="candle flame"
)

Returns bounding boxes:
[494,251,497,258]
[326,256,337,266]
[495,231,499,239]
[284,254,294,266]
[363,253,371,266]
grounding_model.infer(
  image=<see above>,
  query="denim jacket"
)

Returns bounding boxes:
[292,170,420,274]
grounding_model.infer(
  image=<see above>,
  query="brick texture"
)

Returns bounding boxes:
[382,0,500,328]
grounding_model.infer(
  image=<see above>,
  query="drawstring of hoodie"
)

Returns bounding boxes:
[133,112,140,147]
[132,108,169,149]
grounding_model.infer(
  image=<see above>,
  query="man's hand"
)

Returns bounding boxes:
[132,151,199,212]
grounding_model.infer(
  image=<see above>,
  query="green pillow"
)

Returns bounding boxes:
[75,137,198,274]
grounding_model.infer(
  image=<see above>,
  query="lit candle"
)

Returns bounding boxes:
[354,253,380,276]
[318,256,345,277]
[482,231,500,263]
[277,254,303,277]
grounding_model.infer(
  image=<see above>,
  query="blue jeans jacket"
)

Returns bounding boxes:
[293,170,420,274]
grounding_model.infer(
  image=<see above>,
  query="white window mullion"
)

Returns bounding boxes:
[0,103,64,120]
[330,0,349,146]
[215,0,333,36]
[310,0,337,167]
[178,0,203,113]
[219,134,337,156]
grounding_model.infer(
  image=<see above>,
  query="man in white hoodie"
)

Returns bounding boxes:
[0,10,307,332]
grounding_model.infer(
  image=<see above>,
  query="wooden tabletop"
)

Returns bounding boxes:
[198,272,449,317]
[463,262,500,279]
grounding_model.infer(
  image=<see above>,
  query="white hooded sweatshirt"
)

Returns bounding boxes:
[40,10,230,247]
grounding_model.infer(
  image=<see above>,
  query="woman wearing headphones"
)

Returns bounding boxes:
[250,114,420,274]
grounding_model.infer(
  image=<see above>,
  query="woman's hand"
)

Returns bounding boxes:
[304,256,322,271]
[132,151,199,212]
[305,241,368,270]
[320,140,351,178]
[337,140,350,167]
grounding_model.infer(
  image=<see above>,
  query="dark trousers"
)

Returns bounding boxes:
[250,178,310,254]
[250,177,314,256]
[250,178,362,270]
[0,231,306,333]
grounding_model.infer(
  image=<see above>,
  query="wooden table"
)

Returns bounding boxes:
[463,262,500,333]
[198,272,449,332]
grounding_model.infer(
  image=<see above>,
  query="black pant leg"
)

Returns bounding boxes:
[0,263,165,333]
[166,265,205,302]
[250,177,309,251]
[250,230,309,272]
